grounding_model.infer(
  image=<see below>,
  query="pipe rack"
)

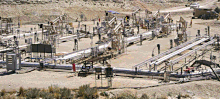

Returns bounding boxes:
[133,38,199,69]
[168,39,215,66]
[151,38,209,66]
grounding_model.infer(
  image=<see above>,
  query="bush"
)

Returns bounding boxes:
[48,85,60,94]
[9,89,16,95]
[77,84,98,99]
[100,91,109,97]
[39,90,52,98]
[18,87,25,97]
[60,87,72,98]
[1,89,6,96]
[167,92,172,97]
[157,95,168,99]
[111,92,137,99]
[140,94,149,99]
[2,95,17,99]
[25,88,40,98]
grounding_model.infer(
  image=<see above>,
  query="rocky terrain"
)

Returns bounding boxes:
[0,0,186,24]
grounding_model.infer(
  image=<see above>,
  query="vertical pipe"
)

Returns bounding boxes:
[197,30,200,36]
[157,44,160,54]
[172,65,173,71]
[77,30,79,40]
[170,39,173,49]
[85,25,87,36]
[181,67,182,75]
[98,29,101,42]
[208,26,210,36]
[92,61,93,68]
[135,67,137,75]
[93,27,95,36]
[154,64,156,71]
[140,34,142,45]
[42,25,43,42]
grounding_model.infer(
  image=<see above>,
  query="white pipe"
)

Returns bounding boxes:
[0,30,45,42]
[151,38,209,66]
[133,38,199,68]
[169,39,215,66]
[55,42,111,60]
[108,17,116,25]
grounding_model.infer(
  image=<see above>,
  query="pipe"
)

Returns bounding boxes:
[169,39,215,66]
[58,34,85,43]
[0,30,45,42]
[55,42,111,60]
[1,59,219,80]
[151,38,209,66]
[133,38,199,68]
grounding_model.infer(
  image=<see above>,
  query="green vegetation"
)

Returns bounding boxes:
[140,94,150,99]
[18,87,25,97]
[0,85,189,99]
[77,84,98,99]
[0,89,6,96]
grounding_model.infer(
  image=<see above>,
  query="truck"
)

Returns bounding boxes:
[192,8,218,19]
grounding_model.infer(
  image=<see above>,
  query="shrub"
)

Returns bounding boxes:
[111,92,137,99]
[53,92,60,99]
[48,85,60,94]
[18,87,25,97]
[39,90,51,98]
[100,91,109,97]
[25,88,40,98]
[167,92,172,97]
[1,89,6,96]
[177,93,181,99]
[45,93,54,99]
[39,89,54,99]
[77,84,98,99]
[9,89,16,95]
[3,95,16,99]
[77,84,89,97]
[140,94,149,99]
[83,87,98,99]
[157,95,168,99]
[60,87,72,98]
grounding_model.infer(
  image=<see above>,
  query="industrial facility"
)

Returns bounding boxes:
[0,0,220,98]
